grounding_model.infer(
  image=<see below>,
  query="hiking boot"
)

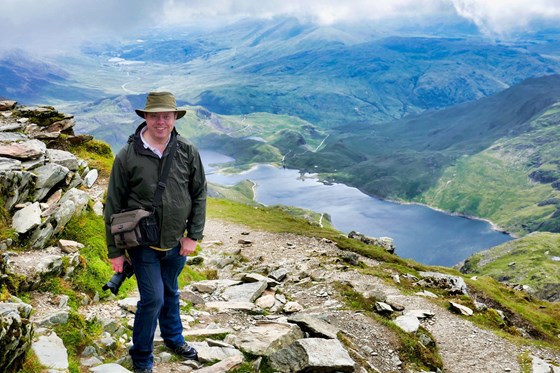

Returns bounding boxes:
[173,343,198,360]
[133,367,152,373]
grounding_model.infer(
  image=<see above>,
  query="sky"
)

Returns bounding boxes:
[2,0,560,54]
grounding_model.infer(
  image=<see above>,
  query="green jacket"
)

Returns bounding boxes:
[104,123,207,259]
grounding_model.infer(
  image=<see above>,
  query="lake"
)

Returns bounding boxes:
[201,150,512,266]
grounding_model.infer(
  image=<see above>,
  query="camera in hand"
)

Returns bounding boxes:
[103,261,134,295]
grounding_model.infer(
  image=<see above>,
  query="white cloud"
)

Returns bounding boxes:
[1,0,559,54]
[452,0,560,35]
[163,0,451,25]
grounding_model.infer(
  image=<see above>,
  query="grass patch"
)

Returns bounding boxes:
[465,275,560,348]
[62,210,136,299]
[0,196,17,241]
[66,138,114,179]
[18,349,44,373]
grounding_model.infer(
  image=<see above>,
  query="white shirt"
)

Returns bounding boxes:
[140,127,170,158]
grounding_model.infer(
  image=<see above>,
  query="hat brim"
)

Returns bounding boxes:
[135,108,186,119]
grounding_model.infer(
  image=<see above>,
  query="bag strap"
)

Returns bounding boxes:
[151,138,178,210]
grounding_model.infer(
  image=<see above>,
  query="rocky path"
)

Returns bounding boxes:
[22,217,560,372]
[193,218,559,373]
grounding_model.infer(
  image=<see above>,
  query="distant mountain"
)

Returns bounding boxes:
[0,50,102,104]
[3,17,560,236]
[5,17,557,128]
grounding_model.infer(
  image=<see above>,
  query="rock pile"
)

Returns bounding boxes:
[0,100,100,371]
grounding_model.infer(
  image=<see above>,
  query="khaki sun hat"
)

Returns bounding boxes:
[135,91,186,119]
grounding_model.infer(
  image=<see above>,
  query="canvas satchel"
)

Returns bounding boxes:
[110,139,177,249]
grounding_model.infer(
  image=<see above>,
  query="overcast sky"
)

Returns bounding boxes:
[2,0,560,54]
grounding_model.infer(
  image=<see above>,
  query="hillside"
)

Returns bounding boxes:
[0,100,559,373]
[457,232,560,302]
[287,74,560,236]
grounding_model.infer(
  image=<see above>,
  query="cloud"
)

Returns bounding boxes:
[0,0,164,53]
[1,0,559,54]
[451,0,560,35]
[163,0,451,25]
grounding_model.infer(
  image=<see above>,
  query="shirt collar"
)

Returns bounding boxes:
[140,126,170,158]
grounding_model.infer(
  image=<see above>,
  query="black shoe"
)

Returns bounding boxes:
[133,368,152,373]
[173,343,198,360]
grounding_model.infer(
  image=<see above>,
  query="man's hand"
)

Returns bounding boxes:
[179,237,197,256]
[109,255,127,273]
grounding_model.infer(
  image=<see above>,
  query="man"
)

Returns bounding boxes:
[104,91,206,373]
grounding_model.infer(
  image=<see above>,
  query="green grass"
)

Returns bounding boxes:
[62,210,137,299]
[459,232,560,302]
[208,180,258,205]
[0,197,16,242]
[420,150,558,235]
[66,138,114,179]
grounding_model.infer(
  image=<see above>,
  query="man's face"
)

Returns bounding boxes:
[145,111,177,142]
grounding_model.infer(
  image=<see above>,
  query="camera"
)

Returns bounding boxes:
[102,261,134,295]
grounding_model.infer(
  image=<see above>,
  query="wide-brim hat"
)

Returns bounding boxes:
[135,91,187,119]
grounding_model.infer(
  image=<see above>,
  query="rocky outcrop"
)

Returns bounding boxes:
[348,230,395,254]
[0,301,33,373]
[0,100,99,371]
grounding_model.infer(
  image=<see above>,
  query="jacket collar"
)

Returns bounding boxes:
[130,122,178,158]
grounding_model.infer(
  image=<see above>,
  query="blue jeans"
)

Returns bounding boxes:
[127,245,186,369]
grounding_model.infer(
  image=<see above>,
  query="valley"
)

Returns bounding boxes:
[2,16,560,237]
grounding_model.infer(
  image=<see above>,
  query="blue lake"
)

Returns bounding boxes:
[201,150,513,266]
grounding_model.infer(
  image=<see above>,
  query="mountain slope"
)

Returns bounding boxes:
[287,75,560,235]
[458,231,560,302]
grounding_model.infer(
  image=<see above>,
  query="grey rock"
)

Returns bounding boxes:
[36,310,69,327]
[80,356,103,367]
[0,139,46,160]
[37,255,64,276]
[394,314,420,333]
[225,321,304,356]
[83,168,99,188]
[0,156,21,172]
[269,338,356,373]
[29,222,55,250]
[450,301,473,316]
[89,363,132,372]
[191,279,241,293]
[0,302,34,372]
[58,187,89,215]
[269,267,289,282]
[53,199,76,234]
[283,301,303,313]
[58,239,84,253]
[287,313,340,339]
[190,341,244,363]
[33,162,69,201]
[404,309,435,319]
[418,271,468,295]
[374,301,394,314]
[31,332,69,371]
[0,170,34,209]
[221,281,268,303]
[12,202,41,234]
[204,301,259,313]
[46,149,80,170]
